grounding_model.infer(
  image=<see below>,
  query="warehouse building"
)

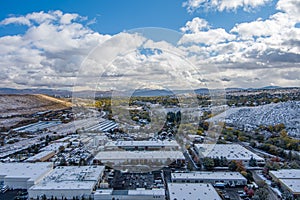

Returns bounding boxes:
[167,183,222,200]
[171,171,247,186]
[26,151,55,162]
[269,169,300,199]
[28,166,105,199]
[94,188,165,200]
[194,144,265,166]
[104,140,180,151]
[0,162,53,189]
[41,142,69,152]
[94,150,185,168]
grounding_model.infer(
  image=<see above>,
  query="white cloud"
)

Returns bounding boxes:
[177,0,300,88]
[0,16,31,26]
[1,4,299,90]
[183,0,271,13]
[60,13,79,24]
[179,28,236,45]
[0,11,111,89]
[277,0,300,19]
[180,17,210,33]
[179,18,235,45]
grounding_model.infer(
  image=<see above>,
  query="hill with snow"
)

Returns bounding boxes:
[207,101,300,137]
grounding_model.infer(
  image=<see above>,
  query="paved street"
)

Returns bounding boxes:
[252,170,280,200]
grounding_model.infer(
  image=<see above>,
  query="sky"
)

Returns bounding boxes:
[0,0,299,90]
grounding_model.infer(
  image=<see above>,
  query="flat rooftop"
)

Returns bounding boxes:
[279,179,300,194]
[29,166,105,190]
[171,171,247,181]
[105,140,179,148]
[95,150,185,160]
[13,121,61,133]
[0,162,53,181]
[167,183,222,200]
[26,150,55,162]
[269,169,300,179]
[195,144,264,161]
[41,142,69,151]
[128,188,165,196]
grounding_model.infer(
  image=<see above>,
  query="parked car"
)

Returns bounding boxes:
[1,185,9,193]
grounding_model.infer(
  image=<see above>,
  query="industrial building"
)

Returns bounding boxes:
[28,166,105,199]
[94,150,185,167]
[194,144,265,166]
[40,142,69,152]
[85,120,118,132]
[0,162,53,189]
[167,183,222,200]
[26,150,55,162]
[94,188,165,200]
[104,140,180,151]
[12,121,61,133]
[269,169,300,199]
[171,171,247,186]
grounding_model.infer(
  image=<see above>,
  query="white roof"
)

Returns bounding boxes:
[195,144,264,161]
[53,136,71,142]
[0,162,53,182]
[171,171,247,181]
[29,166,105,190]
[270,169,300,179]
[105,140,179,148]
[26,151,55,162]
[128,188,165,196]
[168,183,222,200]
[41,142,69,151]
[95,151,185,160]
[279,179,300,193]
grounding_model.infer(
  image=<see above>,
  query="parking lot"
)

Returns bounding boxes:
[0,190,27,200]
[109,170,163,190]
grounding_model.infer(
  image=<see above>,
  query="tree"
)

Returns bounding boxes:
[252,186,269,200]
[289,161,300,169]
[202,157,215,170]
[58,145,65,152]
[249,156,257,167]
[248,188,255,197]
[250,141,256,148]
[229,161,237,171]
[213,157,220,167]
[220,156,228,167]
[282,191,293,200]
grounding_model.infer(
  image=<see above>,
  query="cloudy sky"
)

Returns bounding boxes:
[0,0,299,90]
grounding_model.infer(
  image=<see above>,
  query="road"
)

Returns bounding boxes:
[252,170,280,200]
[183,149,200,171]
[226,188,242,200]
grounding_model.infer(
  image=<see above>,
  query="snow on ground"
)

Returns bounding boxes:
[0,94,68,117]
[207,101,300,137]
[0,117,27,127]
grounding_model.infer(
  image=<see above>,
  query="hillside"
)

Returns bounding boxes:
[0,94,71,117]
[207,101,300,137]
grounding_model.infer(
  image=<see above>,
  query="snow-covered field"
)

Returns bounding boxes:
[0,94,68,117]
[207,101,300,137]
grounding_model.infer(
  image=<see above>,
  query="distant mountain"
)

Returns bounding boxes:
[225,87,244,92]
[132,89,174,97]
[0,88,72,97]
[259,86,282,90]
[0,86,298,98]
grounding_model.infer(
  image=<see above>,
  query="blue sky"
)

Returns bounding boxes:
[0,0,277,35]
[0,0,299,89]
